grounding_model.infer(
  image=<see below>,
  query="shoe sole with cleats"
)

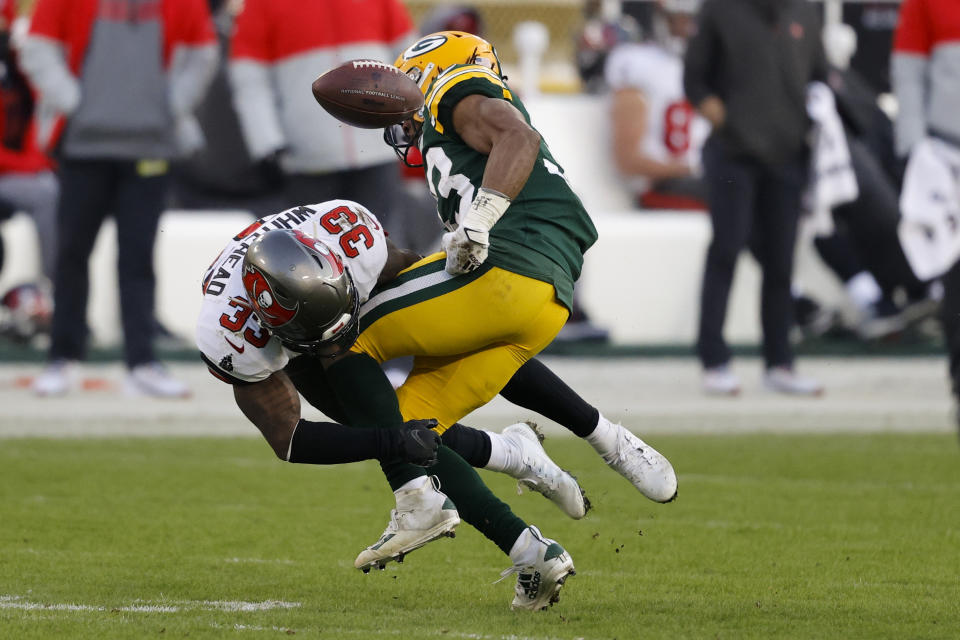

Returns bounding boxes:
[355,513,459,573]
[511,555,576,611]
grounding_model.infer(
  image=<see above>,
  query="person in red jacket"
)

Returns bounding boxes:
[228,0,416,247]
[20,0,218,397]
[0,0,58,282]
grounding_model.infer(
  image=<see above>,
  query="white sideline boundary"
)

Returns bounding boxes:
[0,595,301,613]
[2,356,953,437]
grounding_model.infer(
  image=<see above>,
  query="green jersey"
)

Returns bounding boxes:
[419,64,598,310]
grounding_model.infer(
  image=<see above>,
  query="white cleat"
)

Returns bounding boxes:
[499,525,575,611]
[600,418,678,503]
[355,475,459,572]
[501,422,588,519]
[32,360,76,396]
[124,362,191,398]
[702,365,741,396]
[763,366,824,396]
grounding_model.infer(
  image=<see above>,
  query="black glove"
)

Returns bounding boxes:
[396,419,441,467]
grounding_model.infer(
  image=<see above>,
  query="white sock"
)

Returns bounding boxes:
[508,525,542,563]
[484,431,512,472]
[584,413,619,456]
[395,475,430,494]
[846,272,882,312]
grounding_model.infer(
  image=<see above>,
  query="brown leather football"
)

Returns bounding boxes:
[312,59,424,129]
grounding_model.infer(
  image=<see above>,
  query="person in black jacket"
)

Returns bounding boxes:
[684,0,826,396]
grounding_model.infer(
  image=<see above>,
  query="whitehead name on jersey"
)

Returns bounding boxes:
[196,200,388,384]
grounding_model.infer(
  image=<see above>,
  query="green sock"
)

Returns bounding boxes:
[325,353,424,490]
[432,444,528,556]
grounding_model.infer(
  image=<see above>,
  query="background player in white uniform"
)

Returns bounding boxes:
[605,0,709,209]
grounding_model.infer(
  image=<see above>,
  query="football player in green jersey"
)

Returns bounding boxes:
[387,31,597,302]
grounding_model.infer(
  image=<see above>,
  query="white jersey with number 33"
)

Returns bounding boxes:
[195,200,388,385]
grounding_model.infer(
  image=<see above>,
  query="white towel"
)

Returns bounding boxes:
[898,136,960,280]
[804,82,859,236]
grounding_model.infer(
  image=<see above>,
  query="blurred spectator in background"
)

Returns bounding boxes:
[844,0,901,95]
[817,21,938,339]
[170,0,285,218]
[22,0,218,397]
[576,0,640,94]
[684,0,826,396]
[0,0,58,282]
[891,0,960,429]
[604,0,708,210]
[604,3,924,345]
[228,0,417,247]
[420,4,484,37]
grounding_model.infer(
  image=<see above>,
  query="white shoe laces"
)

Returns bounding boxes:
[519,451,559,493]
[603,426,648,467]
[495,527,544,586]
[508,431,561,493]
[374,509,402,541]
[495,564,524,584]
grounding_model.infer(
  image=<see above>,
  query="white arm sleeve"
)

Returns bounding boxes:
[228,59,287,160]
[168,43,220,118]
[891,52,929,157]
[19,35,80,114]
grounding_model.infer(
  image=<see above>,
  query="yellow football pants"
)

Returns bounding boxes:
[351,253,568,433]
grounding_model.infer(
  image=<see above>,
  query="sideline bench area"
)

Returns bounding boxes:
[0,207,845,347]
[0,95,847,347]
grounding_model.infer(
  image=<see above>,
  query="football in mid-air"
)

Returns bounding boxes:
[312,59,423,129]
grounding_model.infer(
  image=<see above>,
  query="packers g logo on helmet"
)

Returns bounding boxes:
[402,34,449,60]
[387,31,502,169]
[394,31,502,96]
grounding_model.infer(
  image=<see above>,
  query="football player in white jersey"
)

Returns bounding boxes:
[195,200,447,466]
[605,0,710,209]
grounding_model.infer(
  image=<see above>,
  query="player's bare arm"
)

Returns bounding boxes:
[379,238,421,286]
[439,94,541,274]
[452,94,541,198]
[231,367,441,466]
[233,371,301,458]
[697,95,726,129]
[611,88,692,179]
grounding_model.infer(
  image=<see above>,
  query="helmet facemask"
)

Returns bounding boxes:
[242,229,362,358]
[267,289,361,358]
[385,31,502,166]
[384,117,424,168]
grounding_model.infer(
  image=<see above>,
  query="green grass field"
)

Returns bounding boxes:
[2,433,959,639]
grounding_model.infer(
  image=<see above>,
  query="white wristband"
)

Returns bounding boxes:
[463,187,511,233]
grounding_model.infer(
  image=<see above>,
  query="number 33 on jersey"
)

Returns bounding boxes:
[195,200,388,384]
